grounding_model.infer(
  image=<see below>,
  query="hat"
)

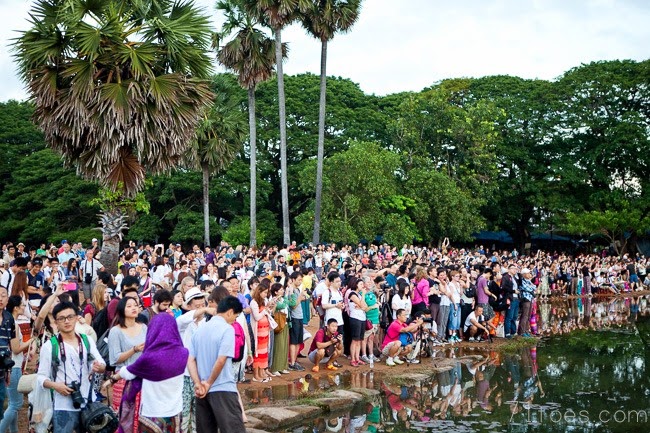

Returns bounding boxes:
[17,242,25,247]
[61,240,68,245]
[521,268,532,274]
[176,243,181,247]
[92,238,98,243]
[184,287,207,303]
[154,281,171,292]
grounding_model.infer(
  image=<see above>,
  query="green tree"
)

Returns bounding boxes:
[564,204,650,257]
[295,141,415,244]
[14,0,214,272]
[217,0,281,246]
[244,0,312,245]
[186,74,247,246]
[302,0,362,245]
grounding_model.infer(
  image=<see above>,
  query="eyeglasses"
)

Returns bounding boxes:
[55,314,77,323]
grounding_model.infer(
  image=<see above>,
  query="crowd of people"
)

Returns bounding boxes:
[0,238,647,433]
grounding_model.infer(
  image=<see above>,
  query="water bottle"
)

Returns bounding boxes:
[369,356,374,369]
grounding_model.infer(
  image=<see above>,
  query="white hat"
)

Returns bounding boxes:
[92,238,98,243]
[521,268,532,274]
[184,287,207,303]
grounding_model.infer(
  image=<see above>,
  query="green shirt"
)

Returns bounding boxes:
[365,291,380,325]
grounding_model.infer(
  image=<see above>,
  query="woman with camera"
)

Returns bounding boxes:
[269,283,290,376]
[249,279,275,382]
[0,295,35,433]
[108,297,147,422]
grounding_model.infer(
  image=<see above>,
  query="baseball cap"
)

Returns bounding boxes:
[92,238,98,243]
[521,268,531,274]
[184,287,207,303]
[17,242,25,247]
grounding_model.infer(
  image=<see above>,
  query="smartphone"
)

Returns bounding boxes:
[63,282,77,292]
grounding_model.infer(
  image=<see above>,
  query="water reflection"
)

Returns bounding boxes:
[245,295,650,433]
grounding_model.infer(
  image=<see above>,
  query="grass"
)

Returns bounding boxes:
[497,336,538,352]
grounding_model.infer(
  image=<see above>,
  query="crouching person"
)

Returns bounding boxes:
[36,301,106,433]
[381,309,424,366]
[308,319,343,372]
[464,305,493,341]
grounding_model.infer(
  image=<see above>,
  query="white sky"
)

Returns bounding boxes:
[1,0,649,102]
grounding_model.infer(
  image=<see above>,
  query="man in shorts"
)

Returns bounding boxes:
[308,319,343,372]
[381,309,423,366]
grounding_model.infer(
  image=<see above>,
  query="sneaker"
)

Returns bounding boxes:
[386,357,396,366]
[312,365,320,373]
[468,337,476,342]
[361,355,371,364]
[294,363,305,371]
[279,369,291,374]
[333,361,343,368]
[505,334,512,339]
[393,357,404,365]
[407,358,420,364]
[288,363,298,371]
[326,363,338,371]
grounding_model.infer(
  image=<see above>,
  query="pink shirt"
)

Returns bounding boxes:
[412,279,430,306]
[381,320,406,350]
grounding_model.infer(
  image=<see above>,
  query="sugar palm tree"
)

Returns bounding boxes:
[244,0,311,245]
[188,75,248,247]
[217,0,284,246]
[303,0,362,245]
[13,0,214,272]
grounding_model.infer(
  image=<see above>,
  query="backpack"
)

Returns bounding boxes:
[380,302,393,330]
[91,304,109,338]
[232,322,246,362]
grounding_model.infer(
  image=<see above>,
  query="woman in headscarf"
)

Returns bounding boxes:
[103,313,188,433]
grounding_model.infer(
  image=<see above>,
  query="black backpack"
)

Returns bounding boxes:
[91,304,110,338]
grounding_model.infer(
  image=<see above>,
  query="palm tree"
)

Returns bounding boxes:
[13,0,214,272]
[188,74,248,247]
[216,0,283,246]
[303,0,362,245]
[244,0,311,246]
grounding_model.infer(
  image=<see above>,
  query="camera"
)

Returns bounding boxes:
[69,381,85,409]
[0,350,15,371]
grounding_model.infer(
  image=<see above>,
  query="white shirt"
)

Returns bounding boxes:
[321,288,343,325]
[80,259,103,282]
[119,368,183,417]
[0,270,16,292]
[37,334,105,411]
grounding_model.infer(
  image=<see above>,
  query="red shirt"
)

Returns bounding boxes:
[309,327,335,352]
[381,320,406,350]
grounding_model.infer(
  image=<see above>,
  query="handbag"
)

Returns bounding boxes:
[81,378,118,433]
[273,311,287,334]
[365,319,373,331]
[267,314,278,330]
[17,373,36,394]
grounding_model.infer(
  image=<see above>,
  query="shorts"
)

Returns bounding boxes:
[630,274,639,283]
[289,318,303,345]
[308,349,331,365]
[349,317,366,341]
[381,341,401,357]
[364,324,378,340]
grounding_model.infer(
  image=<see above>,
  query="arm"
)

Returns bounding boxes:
[34,284,65,333]
[108,327,142,366]
[9,323,28,355]
[249,300,265,321]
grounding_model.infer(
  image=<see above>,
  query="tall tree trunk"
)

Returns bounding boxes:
[275,26,290,246]
[313,38,328,246]
[99,208,128,275]
[202,161,210,247]
[248,87,257,247]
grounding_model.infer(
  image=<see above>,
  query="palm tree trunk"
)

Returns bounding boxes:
[248,87,257,247]
[275,26,291,246]
[313,38,328,246]
[202,161,210,247]
[98,208,128,275]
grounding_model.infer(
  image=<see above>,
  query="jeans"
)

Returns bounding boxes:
[0,368,21,433]
[505,298,520,336]
[438,305,450,339]
[518,301,532,335]
[52,410,81,433]
[0,375,6,425]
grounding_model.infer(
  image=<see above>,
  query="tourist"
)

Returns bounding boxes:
[269,283,290,376]
[286,271,306,371]
[308,318,343,372]
[249,280,275,382]
[361,276,380,363]
[518,268,536,337]
[346,278,368,367]
[463,305,492,341]
[188,296,246,433]
[103,314,187,433]
[502,264,521,339]
[381,309,423,366]
[447,271,462,343]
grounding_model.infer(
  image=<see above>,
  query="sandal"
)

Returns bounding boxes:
[326,363,338,371]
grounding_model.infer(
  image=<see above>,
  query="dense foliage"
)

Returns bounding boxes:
[2,59,648,251]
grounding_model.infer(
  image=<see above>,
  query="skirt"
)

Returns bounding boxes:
[140,414,180,433]
[271,325,289,373]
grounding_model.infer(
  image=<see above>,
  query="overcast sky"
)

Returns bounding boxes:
[1,0,648,102]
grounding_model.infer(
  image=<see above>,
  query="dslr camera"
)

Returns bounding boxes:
[0,350,15,371]
[69,380,85,409]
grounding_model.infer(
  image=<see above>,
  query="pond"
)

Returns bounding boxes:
[246,295,650,433]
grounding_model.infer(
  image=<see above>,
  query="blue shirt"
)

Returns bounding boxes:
[190,315,236,393]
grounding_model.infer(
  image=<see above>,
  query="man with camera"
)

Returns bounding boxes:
[308,318,343,372]
[37,301,106,432]
[80,249,105,300]
[381,309,423,366]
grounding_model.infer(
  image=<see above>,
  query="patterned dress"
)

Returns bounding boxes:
[253,306,270,369]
